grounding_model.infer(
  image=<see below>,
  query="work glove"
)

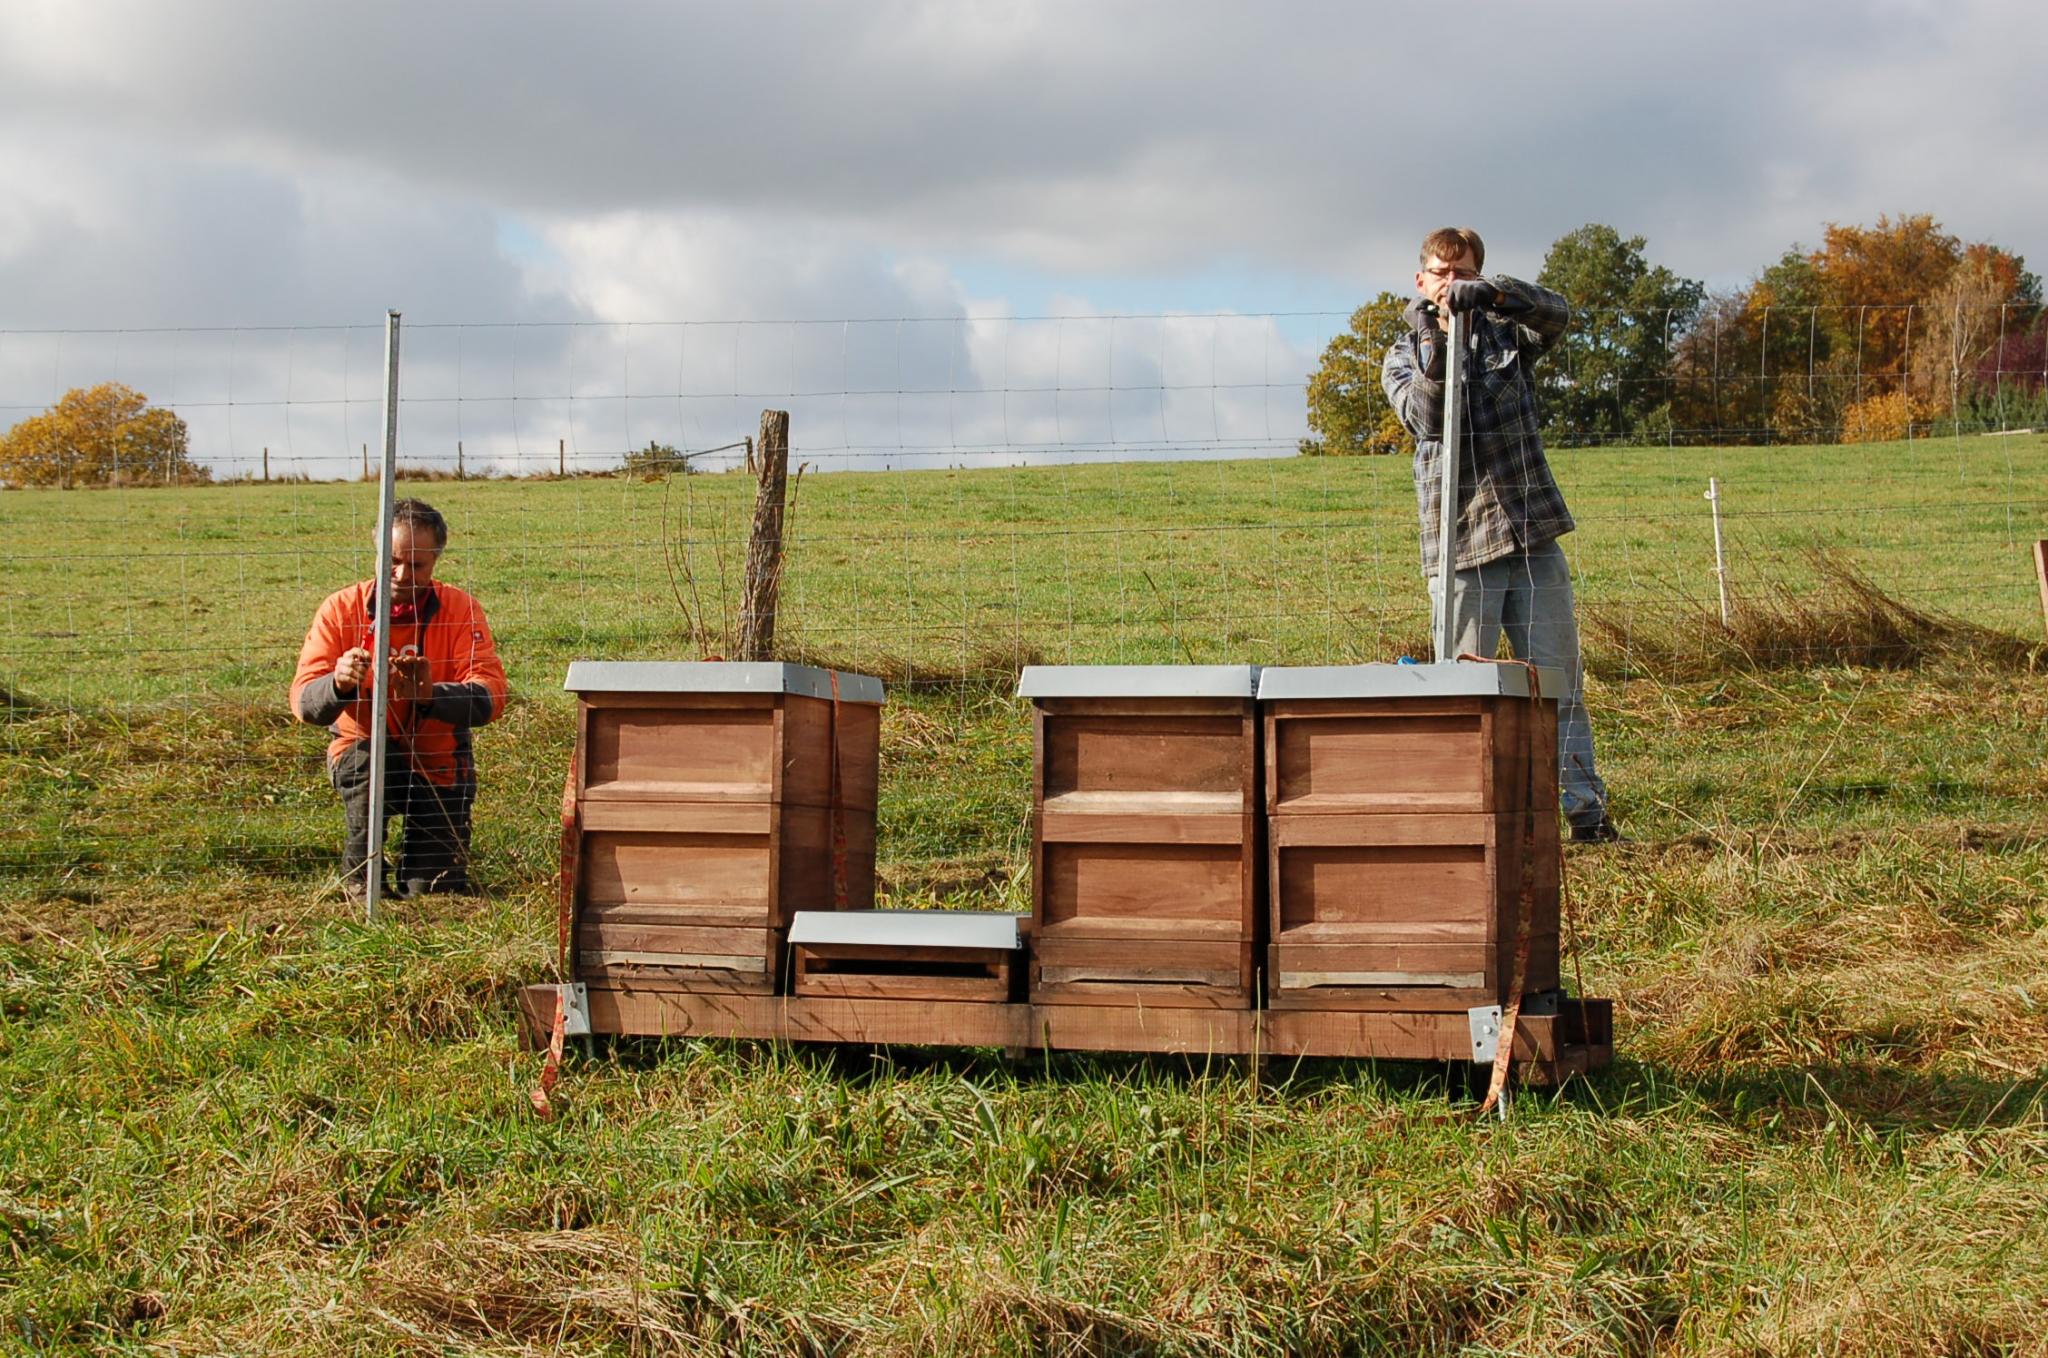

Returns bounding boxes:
[1445,278,1499,316]
[1412,302,1446,381]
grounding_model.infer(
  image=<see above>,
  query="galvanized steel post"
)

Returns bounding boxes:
[1433,310,1465,662]
[364,310,401,922]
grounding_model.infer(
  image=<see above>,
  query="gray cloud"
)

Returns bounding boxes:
[4,0,2042,293]
[2,0,2041,474]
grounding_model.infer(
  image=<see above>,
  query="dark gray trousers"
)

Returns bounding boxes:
[329,738,475,890]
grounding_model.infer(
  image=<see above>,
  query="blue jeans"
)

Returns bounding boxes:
[1430,538,1609,828]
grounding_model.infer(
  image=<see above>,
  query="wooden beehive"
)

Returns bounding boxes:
[1020,665,1260,1008]
[1258,662,1561,1012]
[561,661,882,994]
[789,910,1023,1003]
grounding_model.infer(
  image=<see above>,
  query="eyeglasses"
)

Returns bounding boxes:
[1423,264,1482,280]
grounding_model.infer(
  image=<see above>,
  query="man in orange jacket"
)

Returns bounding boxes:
[291,499,508,897]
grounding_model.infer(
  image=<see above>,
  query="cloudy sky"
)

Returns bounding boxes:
[2,0,2041,474]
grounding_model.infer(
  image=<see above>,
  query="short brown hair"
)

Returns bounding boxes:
[393,498,448,548]
[1420,227,1485,272]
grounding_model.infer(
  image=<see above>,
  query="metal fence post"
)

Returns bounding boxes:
[364,310,401,922]
[1433,310,1465,662]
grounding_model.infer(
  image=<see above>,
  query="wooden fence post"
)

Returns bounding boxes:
[737,410,791,661]
[2035,540,2048,641]
[559,438,565,478]
[262,447,269,483]
[457,441,465,480]
[362,443,369,480]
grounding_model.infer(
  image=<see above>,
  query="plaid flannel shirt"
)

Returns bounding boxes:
[1380,275,1574,577]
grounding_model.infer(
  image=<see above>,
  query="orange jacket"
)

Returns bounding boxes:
[290,580,509,786]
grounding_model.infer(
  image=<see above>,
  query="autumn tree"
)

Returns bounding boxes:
[1535,224,1703,444]
[1673,249,1842,443]
[1302,292,1411,456]
[0,383,204,487]
[1674,215,2038,442]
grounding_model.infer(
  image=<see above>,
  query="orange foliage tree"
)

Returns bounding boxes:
[0,383,205,487]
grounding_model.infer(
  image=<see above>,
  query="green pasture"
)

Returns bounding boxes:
[1,437,2046,1353]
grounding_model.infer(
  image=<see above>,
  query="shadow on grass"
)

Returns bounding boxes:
[1551,1055,2047,1135]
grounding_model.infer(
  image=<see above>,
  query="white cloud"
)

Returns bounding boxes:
[3,0,2044,475]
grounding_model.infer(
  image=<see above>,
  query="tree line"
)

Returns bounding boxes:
[1304,213,2045,455]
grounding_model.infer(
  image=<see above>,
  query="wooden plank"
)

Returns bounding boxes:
[577,922,769,958]
[1271,939,1491,976]
[573,962,776,995]
[1034,934,1242,965]
[580,801,773,834]
[583,704,776,798]
[1029,981,1251,1010]
[580,901,768,928]
[1042,710,1250,797]
[526,987,1597,1065]
[578,691,777,710]
[1271,711,1485,812]
[1267,984,1498,1013]
[1273,920,1501,945]
[1039,807,1245,845]
[1035,916,1240,941]
[1036,697,1248,719]
[794,971,1011,1003]
[779,693,882,812]
[1274,842,1492,930]
[1271,813,1491,847]
[794,941,1013,1003]
[795,943,1011,966]
[1283,969,1485,989]
[1041,842,1243,927]
[776,806,879,919]
[580,830,771,911]
[580,949,766,970]
[584,781,774,804]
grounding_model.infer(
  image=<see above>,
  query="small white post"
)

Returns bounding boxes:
[1705,476,1730,627]
[365,310,402,922]
[1433,309,1466,662]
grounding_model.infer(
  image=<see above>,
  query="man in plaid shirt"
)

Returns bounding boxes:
[1381,226,1615,841]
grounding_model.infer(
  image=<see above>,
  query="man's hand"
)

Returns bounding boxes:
[1445,278,1499,315]
[1412,302,1447,381]
[333,647,372,696]
[390,654,433,703]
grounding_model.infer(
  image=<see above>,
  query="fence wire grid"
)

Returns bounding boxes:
[2,306,2044,899]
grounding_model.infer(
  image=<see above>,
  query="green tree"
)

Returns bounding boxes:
[1536,224,1704,445]
[0,383,204,487]
[1302,292,1411,456]
[622,440,694,476]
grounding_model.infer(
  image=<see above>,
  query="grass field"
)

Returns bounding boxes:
[3,435,2047,1353]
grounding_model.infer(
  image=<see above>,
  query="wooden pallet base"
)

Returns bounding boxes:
[519,985,1612,1084]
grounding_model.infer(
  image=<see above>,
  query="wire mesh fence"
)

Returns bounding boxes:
[3,306,2044,902]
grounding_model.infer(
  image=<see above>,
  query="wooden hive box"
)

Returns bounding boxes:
[1020,665,1261,1008]
[789,910,1023,1003]
[1258,662,1561,1013]
[561,661,882,994]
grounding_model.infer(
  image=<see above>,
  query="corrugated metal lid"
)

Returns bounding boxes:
[563,661,885,704]
[786,910,1024,950]
[1256,660,1565,700]
[1016,664,1259,699]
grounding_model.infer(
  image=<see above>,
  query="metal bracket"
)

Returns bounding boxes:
[1467,1004,1503,1063]
[559,982,591,1038]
